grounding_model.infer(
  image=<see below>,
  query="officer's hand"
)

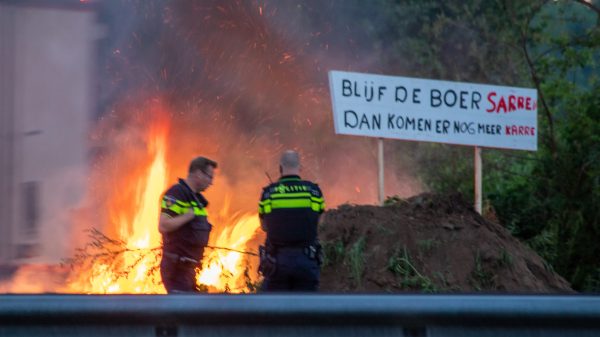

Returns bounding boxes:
[186,208,196,220]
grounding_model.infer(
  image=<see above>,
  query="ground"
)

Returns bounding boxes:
[318,193,573,293]
[0,192,574,294]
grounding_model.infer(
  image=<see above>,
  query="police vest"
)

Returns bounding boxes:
[161,179,212,259]
[258,175,325,246]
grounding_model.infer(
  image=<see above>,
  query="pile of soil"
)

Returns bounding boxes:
[319,193,573,293]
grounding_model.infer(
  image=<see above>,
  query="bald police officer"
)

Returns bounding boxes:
[258,150,325,291]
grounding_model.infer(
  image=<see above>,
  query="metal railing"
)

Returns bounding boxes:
[1,294,600,336]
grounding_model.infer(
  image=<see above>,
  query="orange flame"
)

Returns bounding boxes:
[66,115,262,294]
[198,212,261,292]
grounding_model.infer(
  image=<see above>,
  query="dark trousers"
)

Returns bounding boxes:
[160,255,199,293]
[261,249,320,292]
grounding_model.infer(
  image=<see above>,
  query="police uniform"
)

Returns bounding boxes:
[160,178,212,293]
[258,174,325,291]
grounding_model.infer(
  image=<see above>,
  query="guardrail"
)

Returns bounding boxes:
[1,294,599,336]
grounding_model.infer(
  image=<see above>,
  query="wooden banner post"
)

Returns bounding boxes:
[378,138,384,206]
[474,146,482,214]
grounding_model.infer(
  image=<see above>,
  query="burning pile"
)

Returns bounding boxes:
[0,1,421,294]
[62,109,264,294]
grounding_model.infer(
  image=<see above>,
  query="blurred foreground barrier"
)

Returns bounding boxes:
[1,294,600,336]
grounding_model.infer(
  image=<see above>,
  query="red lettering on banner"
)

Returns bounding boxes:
[486,92,497,112]
[487,92,537,113]
[505,125,535,136]
[497,97,507,113]
[518,97,524,109]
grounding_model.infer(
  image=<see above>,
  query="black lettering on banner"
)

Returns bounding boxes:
[453,121,475,134]
[386,114,431,132]
[477,123,502,135]
[477,123,486,134]
[344,110,358,128]
[378,86,387,101]
[444,90,457,107]
[345,110,381,130]
[387,114,405,129]
[430,89,442,107]
[364,81,374,102]
[435,120,450,134]
[418,118,431,131]
[412,88,421,104]
[342,79,352,97]
[362,113,381,130]
[472,91,481,109]
[430,89,482,109]
[395,86,408,103]
[359,114,370,129]
[341,79,387,102]
[460,91,468,109]
[372,114,381,129]
[395,115,405,129]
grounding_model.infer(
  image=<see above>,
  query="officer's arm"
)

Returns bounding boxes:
[258,188,270,232]
[158,210,195,234]
[313,184,326,213]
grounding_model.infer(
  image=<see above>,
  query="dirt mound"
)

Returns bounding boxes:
[319,193,573,293]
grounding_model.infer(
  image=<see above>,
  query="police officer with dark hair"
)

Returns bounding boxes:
[258,150,325,291]
[158,156,217,293]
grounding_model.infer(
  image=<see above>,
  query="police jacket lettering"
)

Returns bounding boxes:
[258,175,325,246]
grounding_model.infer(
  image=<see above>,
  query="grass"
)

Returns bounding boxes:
[470,250,496,291]
[388,245,437,293]
[499,248,513,268]
[346,236,366,288]
[417,238,438,255]
[321,239,345,267]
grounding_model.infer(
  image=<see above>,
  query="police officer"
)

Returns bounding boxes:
[258,150,325,291]
[158,156,217,293]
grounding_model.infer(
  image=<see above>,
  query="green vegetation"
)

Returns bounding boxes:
[321,239,345,267]
[346,237,367,288]
[417,239,439,256]
[383,195,405,206]
[470,251,496,291]
[321,236,368,289]
[388,245,438,292]
[345,0,599,291]
[499,248,514,269]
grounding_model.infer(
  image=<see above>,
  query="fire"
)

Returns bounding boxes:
[66,118,170,294]
[66,115,262,294]
[199,212,261,292]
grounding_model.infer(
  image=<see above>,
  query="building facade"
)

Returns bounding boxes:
[0,2,96,265]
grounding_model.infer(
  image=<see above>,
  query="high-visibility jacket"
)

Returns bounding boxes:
[258,175,325,246]
[160,178,212,259]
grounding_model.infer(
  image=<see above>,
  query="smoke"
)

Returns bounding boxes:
[62,0,423,287]
[1,0,425,293]
[95,0,420,206]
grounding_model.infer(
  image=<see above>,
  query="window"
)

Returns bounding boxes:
[21,181,39,236]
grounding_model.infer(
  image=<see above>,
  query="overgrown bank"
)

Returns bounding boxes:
[318,193,573,293]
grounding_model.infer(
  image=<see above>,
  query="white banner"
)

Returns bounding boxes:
[329,70,537,151]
